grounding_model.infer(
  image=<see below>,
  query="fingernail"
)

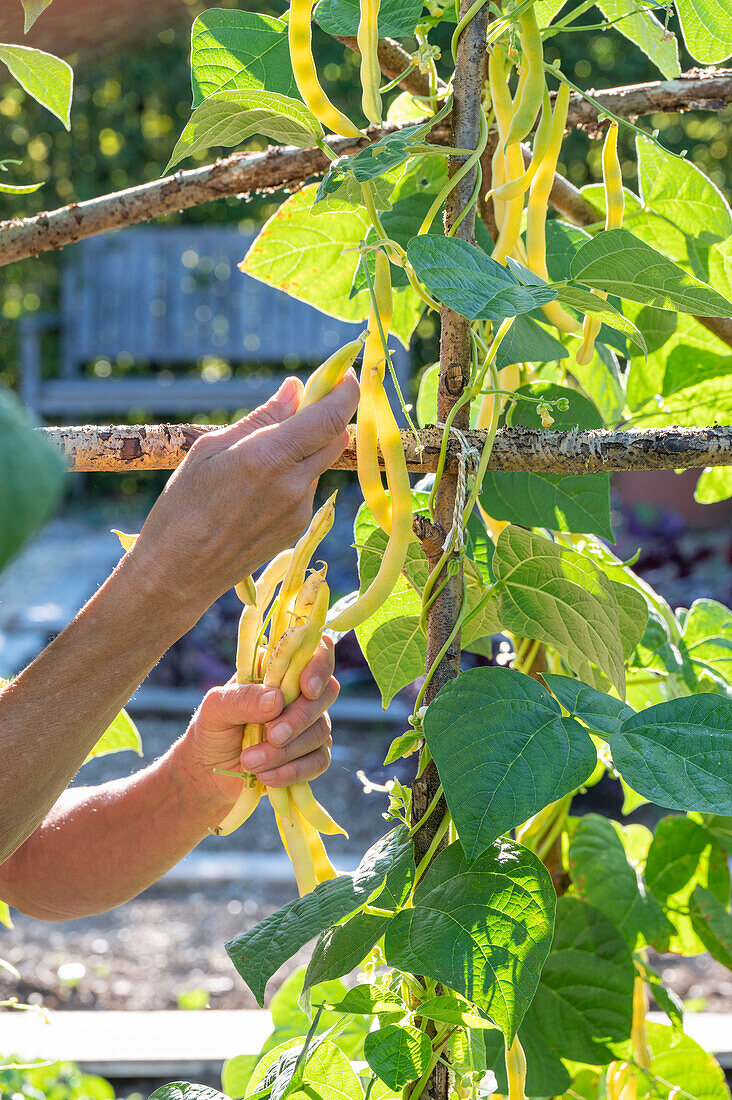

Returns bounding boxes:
[241,747,266,768]
[269,722,291,747]
[279,377,299,412]
[307,675,323,698]
[261,689,280,715]
[258,770,277,783]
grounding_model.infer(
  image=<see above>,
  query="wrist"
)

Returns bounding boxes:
[166,736,233,834]
[115,546,205,639]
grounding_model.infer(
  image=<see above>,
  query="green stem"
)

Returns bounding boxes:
[408,783,445,836]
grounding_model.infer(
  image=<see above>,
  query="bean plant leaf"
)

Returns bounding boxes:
[542,674,634,736]
[632,1021,730,1100]
[302,841,414,999]
[21,0,54,31]
[0,389,66,572]
[150,1086,227,1100]
[568,814,672,950]
[682,599,732,687]
[364,1026,432,1090]
[554,285,647,353]
[645,815,731,955]
[330,985,405,1017]
[0,161,43,194]
[242,184,419,347]
[523,897,635,1065]
[416,996,496,1030]
[634,134,732,252]
[569,228,732,317]
[226,827,411,1004]
[688,885,732,968]
[607,695,732,814]
[191,10,297,105]
[492,527,647,695]
[695,466,732,504]
[167,90,323,170]
[317,0,424,36]
[479,383,613,541]
[408,236,558,321]
[86,708,142,762]
[596,0,680,78]
[674,0,732,63]
[424,667,597,860]
[223,1056,261,1100]
[0,44,73,128]
[384,839,556,1042]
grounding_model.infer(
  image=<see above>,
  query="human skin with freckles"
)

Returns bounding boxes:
[0,372,359,913]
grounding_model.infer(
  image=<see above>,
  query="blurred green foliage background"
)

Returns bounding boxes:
[0,0,730,395]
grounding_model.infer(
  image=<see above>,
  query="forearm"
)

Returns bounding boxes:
[0,738,225,920]
[0,552,195,864]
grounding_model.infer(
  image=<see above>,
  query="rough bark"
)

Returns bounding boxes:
[44,423,732,475]
[1,69,730,269]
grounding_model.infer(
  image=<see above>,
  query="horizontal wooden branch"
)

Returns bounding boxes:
[1,68,730,269]
[42,423,732,476]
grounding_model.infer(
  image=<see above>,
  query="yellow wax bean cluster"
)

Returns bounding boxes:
[220,494,347,897]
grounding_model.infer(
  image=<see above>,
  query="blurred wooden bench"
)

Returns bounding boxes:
[19,226,410,419]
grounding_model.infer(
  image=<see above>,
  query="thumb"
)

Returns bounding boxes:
[200,682,284,730]
[216,377,303,447]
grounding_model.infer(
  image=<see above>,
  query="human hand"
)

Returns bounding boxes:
[124,373,359,627]
[175,637,338,824]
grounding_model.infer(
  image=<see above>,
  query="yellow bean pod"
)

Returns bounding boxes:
[290,781,348,836]
[489,88,552,204]
[302,810,339,883]
[329,369,412,632]
[489,47,526,265]
[213,782,263,837]
[506,1035,527,1100]
[279,581,330,705]
[357,0,382,126]
[576,122,624,365]
[357,249,394,535]
[289,0,362,138]
[269,493,336,647]
[299,334,366,412]
[275,806,318,895]
[504,7,544,146]
[265,622,310,690]
[525,83,580,333]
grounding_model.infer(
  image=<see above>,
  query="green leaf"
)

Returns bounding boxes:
[542,673,633,736]
[0,389,66,572]
[0,162,43,195]
[242,184,418,347]
[223,1057,261,1100]
[492,527,646,696]
[633,1021,730,1100]
[190,10,297,105]
[384,839,556,1042]
[608,695,732,814]
[330,984,405,1016]
[86,708,142,762]
[0,44,72,128]
[226,826,411,1004]
[689,884,732,968]
[695,466,732,504]
[21,0,54,32]
[555,285,647,353]
[635,134,731,248]
[424,667,597,860]
[645,815,731,954]
[674,0,732,62]
[364,1025,432,1090]
[568,814,672,950]
[596,0,680,77]
[479,383,613,541]
[568,342,626,427]
[569,229,732,317]
[316,0,424,37]
[682,598,732,686]
[303,843,414,997]
[415,995,496,1030]
[150,1087,226,1100]
[494,314,568,368]
[407,236,558,321]
[626,311,728,413]
[167,90,323,170]
[523,897,634,1064]
[305,913,391,991]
